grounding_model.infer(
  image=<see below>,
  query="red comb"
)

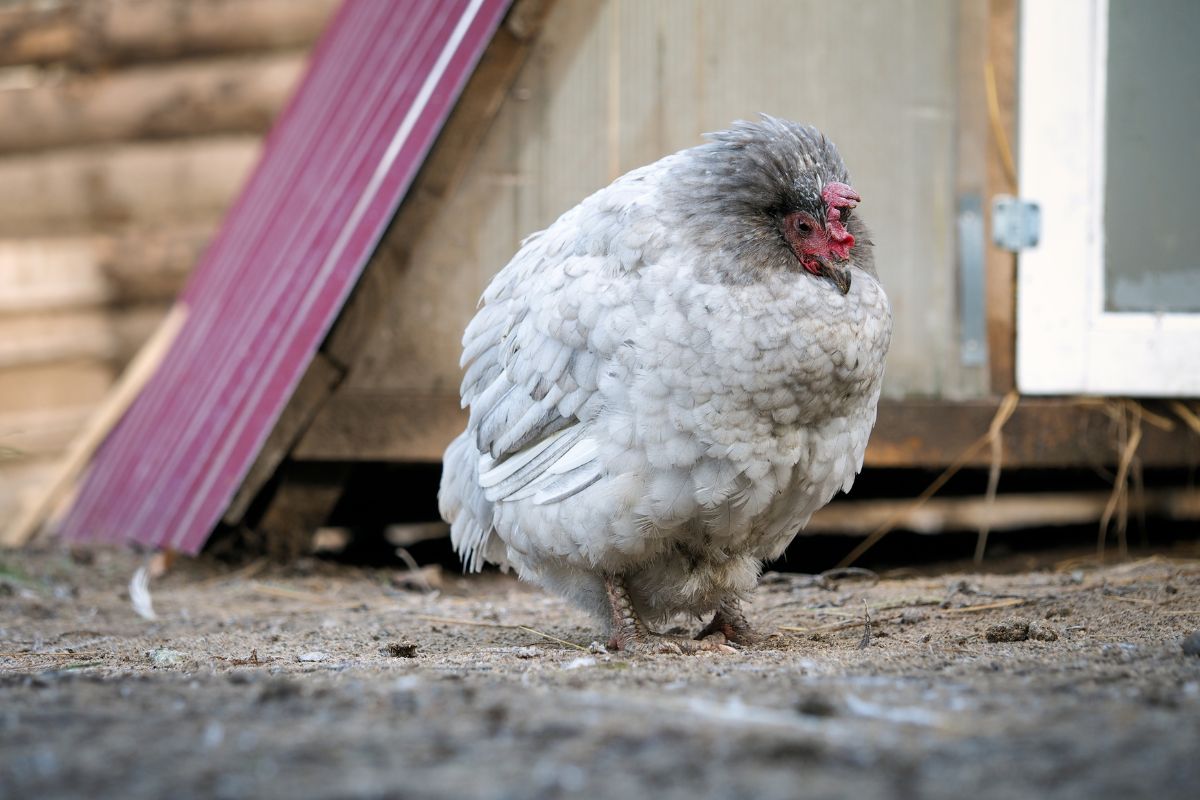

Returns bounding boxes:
[821,182,860,210]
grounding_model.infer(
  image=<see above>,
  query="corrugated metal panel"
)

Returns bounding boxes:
[59,0,511,553]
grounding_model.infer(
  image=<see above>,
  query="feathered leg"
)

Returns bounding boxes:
[604,574,734,655]
[695,596,763,647]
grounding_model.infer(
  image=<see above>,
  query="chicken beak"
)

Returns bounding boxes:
[817,259,852,295]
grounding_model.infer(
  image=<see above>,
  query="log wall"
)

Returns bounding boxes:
[0,0,337,524]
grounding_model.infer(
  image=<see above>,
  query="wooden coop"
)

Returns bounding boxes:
[4,0,1198,556]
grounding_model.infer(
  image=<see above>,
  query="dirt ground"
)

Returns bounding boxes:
[2,543,1199,800]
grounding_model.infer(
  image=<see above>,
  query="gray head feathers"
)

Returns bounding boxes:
[663,115,873,283]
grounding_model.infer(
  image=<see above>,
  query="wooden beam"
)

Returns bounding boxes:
[0,223,213,312]
[870,398,1197,468]
[323,0,555,367]
[805,489,1200,536]
[295,392,466,463]
[0,406,93,460]
[0,0,336,68]
[294,394,1200,469]
[99,224,214,303]
[243,461,349,561]
[0,52,304,155]
[953,0,989,395]
[0,361,115,419]
[0,457,60,532]
[984,0,1019,393]
[0,137,257,236]
[223,353,343,525]
[0,304,165,370]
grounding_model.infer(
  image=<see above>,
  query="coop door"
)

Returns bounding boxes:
[1016,0,1200,396]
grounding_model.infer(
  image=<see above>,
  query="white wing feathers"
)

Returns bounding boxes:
[460,248,617,509]
[444,168,663,572]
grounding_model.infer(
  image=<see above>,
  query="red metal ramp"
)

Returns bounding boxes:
[59,0,511,553]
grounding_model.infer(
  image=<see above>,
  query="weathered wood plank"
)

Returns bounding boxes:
[0,361,115,418]
[806,489,1200,536]
[985,0,1019,393]
[294,394,1200,469]
[0,52,304,155]
[0,137,257,235]
[99,223,214,303]
[0,236,110,311]
[0,305,165,370]
[0,457,59,533]
[0,406,93,459]
[953,0,990,395]
[0,224,213,312]
[245,461,349,561]
[0,0,337,68]
[294,392,468,463]
[869,399,1198,469]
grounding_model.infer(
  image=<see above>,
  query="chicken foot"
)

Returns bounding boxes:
[695,596,763,647]
[603,574,735,655]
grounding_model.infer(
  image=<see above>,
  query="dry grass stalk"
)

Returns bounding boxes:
[1098,400,1144,560]
[412,613,588,651]
[1169,400,1200,436]
[939,597,1028,614]
[839,391,1019,569]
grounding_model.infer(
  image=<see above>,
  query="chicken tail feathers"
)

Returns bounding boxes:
[439,432,499,573]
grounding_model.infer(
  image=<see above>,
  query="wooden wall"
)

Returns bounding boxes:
[0,0,337,524]
[340,0,991,414]
[2,0,1010,524]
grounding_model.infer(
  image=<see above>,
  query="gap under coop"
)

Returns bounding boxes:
[210,459,1200,576]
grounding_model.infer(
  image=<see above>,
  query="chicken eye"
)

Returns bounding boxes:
[794,219,813,236]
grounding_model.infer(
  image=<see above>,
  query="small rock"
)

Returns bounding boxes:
[383,642,418,658]
[1101,643,1139,661]
[146,647,186,667]
[563,656,596,670]
[1028,621,1059,642]
[795,692,839,717]
[257,678,301,703]
[899,609,927,625]
[1182,631,1200,657]
[985,618,1030,643]
[297,651,329,663]
[510,646,540,659]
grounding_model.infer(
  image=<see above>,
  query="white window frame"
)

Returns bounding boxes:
[1016,0,1200,396]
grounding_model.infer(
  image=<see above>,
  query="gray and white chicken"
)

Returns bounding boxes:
[439,116,892,653]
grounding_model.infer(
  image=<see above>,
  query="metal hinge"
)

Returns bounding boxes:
[957,194,987,367]
[991,195,1041,251]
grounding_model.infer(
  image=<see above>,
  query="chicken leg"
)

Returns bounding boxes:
[604,574,735,655]
[695,596,763,647]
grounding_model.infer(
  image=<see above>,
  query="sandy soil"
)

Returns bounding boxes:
[2,544,1199,800]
